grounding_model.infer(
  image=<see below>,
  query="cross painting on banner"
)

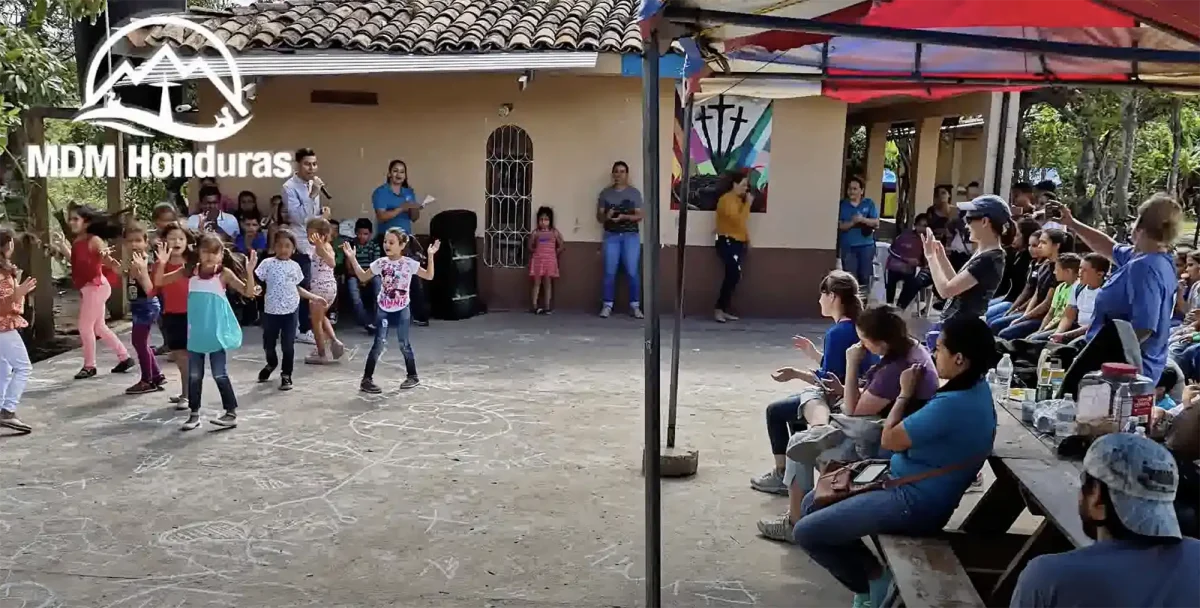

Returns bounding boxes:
[671,84,772,213]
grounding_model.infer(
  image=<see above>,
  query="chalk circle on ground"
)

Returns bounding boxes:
[349,401,514,445]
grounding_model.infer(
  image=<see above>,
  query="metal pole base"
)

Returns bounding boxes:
[641,447,700,478]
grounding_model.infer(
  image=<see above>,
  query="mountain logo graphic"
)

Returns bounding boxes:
[75,15,250,143]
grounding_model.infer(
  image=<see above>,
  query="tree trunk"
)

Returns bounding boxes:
[1112,91,1139,240]
[1167,97,1183,198]
[1074,127,1094,200]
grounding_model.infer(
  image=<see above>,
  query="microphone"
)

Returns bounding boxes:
[319,185,333,200]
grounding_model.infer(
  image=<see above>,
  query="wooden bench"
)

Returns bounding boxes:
[872,534,986,608]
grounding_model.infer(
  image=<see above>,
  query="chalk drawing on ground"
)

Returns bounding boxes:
[0,580,62,608]
[420,556,460,580]
[583,542,762,606]
[134,453,173,475]
[349,399,543,446]
[382,449,553,474]
[0,517,131,572]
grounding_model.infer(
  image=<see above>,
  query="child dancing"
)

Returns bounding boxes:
[123,223,166,394]
[154,234,257,430]
[342,228,439,393]
[527,206,563,314]
[154,223,193,405]
[305,218,343,364]
[54,205,133,379]
[256,230,326,390]
[0,229,36,432]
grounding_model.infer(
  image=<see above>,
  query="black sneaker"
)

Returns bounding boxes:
[280,375,293,391]
[74,367,97,380]
[258,365,276,383]
[154,345,169,356]
[360,378,382,394]
[210,411,237,428]
[124,380,158,395]
[111,358,135,374]
[181,414,201,431]
[400,376,420,390]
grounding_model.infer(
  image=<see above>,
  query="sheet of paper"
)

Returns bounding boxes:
[422,195,436,208]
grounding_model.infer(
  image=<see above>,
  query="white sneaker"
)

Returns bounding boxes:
[599,304,613,318]
[296,331,316,345]
[630,304,644,319]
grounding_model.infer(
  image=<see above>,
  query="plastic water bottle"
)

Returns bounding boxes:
[994,354,1014,404]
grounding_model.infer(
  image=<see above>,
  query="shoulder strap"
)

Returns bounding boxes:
[881,453,987,490]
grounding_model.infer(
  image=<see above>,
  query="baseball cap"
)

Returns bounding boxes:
[1082,433,1181,539]
[957,195,1012,226]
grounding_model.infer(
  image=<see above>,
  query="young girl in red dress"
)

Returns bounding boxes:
[527,206,563,314]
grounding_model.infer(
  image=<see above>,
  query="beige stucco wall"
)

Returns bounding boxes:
[200,71,846,250]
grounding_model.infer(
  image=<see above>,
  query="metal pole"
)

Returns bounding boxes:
[667,93,694,449]
[641,27,663,608]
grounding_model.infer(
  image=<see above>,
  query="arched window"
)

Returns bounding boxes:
[484,125,533,268]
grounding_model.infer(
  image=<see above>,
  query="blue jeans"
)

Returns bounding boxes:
[602,231,641,306]
[1178,343,1200,382]
[998,318,1044,340]
[792,486,949,594]
[989,312,1023,334]
[346,275,381,328]
[986,300,1012,322]
[187,350,237,413]
[840,245,875,291]
[364,306,416,380]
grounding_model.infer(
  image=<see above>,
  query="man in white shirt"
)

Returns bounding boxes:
[1048,252,1109,346]
[281,147,330,344]
[187,185,240,241]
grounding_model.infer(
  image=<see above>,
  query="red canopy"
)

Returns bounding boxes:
[645,0,1200,102]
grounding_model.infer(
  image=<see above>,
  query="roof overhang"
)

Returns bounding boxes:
[133,50,600,81]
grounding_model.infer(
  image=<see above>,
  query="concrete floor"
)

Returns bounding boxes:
[0,312,882,608]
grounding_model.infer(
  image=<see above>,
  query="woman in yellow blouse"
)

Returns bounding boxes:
[714,170,752,323]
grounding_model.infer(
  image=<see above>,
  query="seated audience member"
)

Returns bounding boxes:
[266,194,286,249]
[234,190,260,221]
[233,211,268,257]
[1022,254,1081,342]
[757,305,938,542]
[755,271,877,495]
[193,176,236,214]
[991,229,1071,338]
[187,185,240,242]
[792,316,998,608]
[1011,433,1199,607]
[1171,249,1196,325]
[886,214,927,308]
[988,219,1042,321]
[344,218,383,333]
[1010,182,1036,218]
[1042,253,1109,345]
[990,228,1044,322]
[1060,195,1180,384]
[966,181,981,200]
[921,195,1011,348]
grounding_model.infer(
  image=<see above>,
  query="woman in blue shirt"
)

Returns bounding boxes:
[754,271,878,495]
[792,316,997,608]
[837,177,880,296]
[1059,195,1181,384]
[371,160,421,238]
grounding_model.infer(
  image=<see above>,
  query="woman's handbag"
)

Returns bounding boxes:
[813,455,983,508]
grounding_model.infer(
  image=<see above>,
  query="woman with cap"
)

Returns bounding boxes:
[920,194,1013,348]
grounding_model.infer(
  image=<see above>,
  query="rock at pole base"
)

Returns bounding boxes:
[641,446,700,478]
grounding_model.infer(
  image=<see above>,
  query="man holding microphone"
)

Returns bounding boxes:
[281,147,331,344]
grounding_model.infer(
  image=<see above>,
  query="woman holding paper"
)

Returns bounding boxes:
[370,160,435,325]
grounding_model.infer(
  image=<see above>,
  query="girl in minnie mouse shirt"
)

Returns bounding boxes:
[342,227,439,394]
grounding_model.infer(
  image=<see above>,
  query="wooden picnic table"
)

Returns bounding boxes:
[953,400,1093,606]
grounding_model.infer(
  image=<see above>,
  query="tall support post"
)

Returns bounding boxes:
[641,26,663,608]
[667,93,693,449]
[23,111,56,342]
[106,129,127,320]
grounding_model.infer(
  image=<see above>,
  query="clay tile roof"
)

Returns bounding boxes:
[142,0,643,55]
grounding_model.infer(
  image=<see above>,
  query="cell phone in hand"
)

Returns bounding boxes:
[852,463,889,484]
